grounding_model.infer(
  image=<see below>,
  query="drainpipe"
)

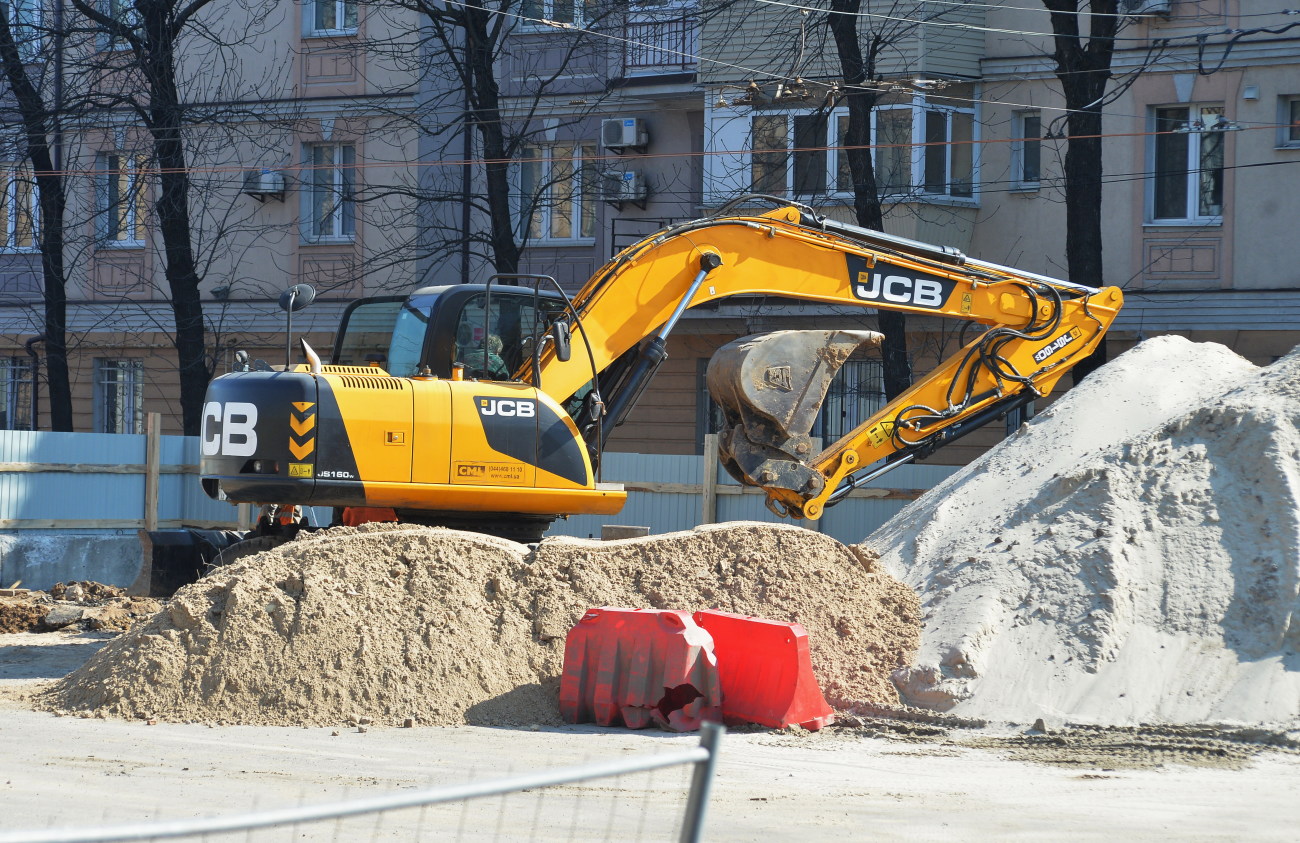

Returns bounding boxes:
[24,334,44,431]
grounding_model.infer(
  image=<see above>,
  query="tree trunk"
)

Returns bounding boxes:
[828,0,911,400]
[463,2,520,275]
[1045,1,1118,384]
[0,6,73,430]
[142,8,210,435]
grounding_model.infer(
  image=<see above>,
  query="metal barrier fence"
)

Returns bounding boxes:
[0,724,723,843]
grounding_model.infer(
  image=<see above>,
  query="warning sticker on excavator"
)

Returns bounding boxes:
[866,421,896,448]
[288,463,313,478]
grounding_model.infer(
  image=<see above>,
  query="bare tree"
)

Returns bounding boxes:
[0,2,72,429]
[66,0,220,434]
[1042,0,1119,382]
[377,0,626,284]
[824,0,934,401]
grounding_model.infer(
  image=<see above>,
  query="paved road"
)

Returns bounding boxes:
[3,633,1298,841]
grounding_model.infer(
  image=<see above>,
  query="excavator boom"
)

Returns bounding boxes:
[533,201,1122,519]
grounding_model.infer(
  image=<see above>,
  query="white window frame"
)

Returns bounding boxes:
[97,153,148,247]
[0,163,38,252]
[0,355,33,431]
[8,0,43,61]
[305,0,358,37]
[518,142,597,244]
[1147,103,1225,226]
[741,97,977,203]
[93,358,144,435]
[519,0,591,29]
[97,0,139,51]
[305,142,356,242]
[1011,110,1042,191]
[1277,95,1300,149]
[918,105,975,199]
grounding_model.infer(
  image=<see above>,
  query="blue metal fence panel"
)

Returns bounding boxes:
[547,452,957,545]
[2,430,954,540]
[0,430,148,523]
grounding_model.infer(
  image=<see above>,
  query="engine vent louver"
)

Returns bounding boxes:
[322,365,384,374]
[338,375,408,390]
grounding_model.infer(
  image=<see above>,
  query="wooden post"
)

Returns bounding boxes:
[701,433,719,525]
[144,412,161,532]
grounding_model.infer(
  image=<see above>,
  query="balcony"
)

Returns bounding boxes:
[622,13,698,77]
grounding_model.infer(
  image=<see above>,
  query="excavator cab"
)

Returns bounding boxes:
[332,285,569,382]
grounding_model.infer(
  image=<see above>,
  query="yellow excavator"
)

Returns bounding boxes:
[195,197,1122,548]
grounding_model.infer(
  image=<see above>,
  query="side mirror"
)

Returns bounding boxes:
[551,321,572,363]
[278,284,316,313]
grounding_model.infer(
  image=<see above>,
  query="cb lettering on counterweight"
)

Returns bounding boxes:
[201,401,259,456]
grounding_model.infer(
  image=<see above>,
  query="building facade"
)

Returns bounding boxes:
[4,1,1297,471]
[0,0,420,434]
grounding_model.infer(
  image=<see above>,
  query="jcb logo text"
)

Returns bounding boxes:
[853,272,947,308]
[478,398,535,418]
[201,401,258,456]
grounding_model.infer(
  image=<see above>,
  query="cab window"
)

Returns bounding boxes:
[453,293,564,380]
[333,299,403,367]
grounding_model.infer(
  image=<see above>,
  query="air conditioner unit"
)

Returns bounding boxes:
[1123,0,1172,15]
[601,117,649,152]
[601,170,649,209]
[243,168,286,202]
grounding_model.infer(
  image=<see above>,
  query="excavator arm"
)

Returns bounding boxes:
[533,200,1123,520]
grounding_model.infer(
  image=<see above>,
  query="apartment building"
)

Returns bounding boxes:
[4,0,1296,464]
[975,1,1300,365]
[472,0,1300,458]
[0,0,420,434]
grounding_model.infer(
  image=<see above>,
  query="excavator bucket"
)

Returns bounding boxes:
[706,329,882,511]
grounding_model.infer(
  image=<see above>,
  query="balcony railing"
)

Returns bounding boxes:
[623,13,698,74]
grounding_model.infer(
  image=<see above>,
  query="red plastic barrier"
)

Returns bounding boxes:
[559,608,722,731]
[693,609,835,731]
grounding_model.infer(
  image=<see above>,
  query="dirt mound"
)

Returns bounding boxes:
[0,595,46,634]
[40,522,918,727]
[1,583,160,634]
[866,337,1300,727]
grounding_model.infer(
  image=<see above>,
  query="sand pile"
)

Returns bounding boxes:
[866,336,1300,727]
[40,522,918,727]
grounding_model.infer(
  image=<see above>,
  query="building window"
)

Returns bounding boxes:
[1278,96,1300,148]
[750,115,787,194]
[93,358,144,434]
[0,164,37,251]
[309,0,357,35]
[0,356,33,430]
[97,0,139,50]
[818,357,885,444]
[8,0,42,59]
[1151,104,1225,224]
[520,0,592,26]
[309,143,356,240]
[742,99,976,200]
[922,109,974,197]
[98,153,148,245]
[519,143,597,242]
[1011,111,1041,189]
[873,108,912,195]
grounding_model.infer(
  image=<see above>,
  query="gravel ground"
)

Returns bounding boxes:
[2,631,1299,841]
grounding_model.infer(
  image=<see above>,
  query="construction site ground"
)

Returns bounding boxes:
[3,630,1297,841]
